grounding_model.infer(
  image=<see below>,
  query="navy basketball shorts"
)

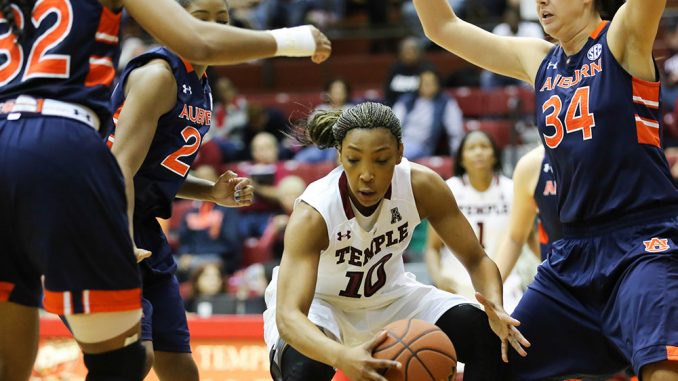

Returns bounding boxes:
[136,218,191,353]
[509,215,678,380]
[0,116,141,314]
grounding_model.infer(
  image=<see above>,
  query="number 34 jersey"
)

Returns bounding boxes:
[0,0,121,121]
[298,159,422,312]
[109,47,212,219]
[535,21,678,227]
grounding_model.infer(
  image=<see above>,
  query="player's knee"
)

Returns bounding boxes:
[270,340,334,381]
[642,360,678,381]
[83,339,146,381]
[141,341,155,377]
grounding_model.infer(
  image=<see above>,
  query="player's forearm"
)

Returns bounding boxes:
[177,174,215,202]
[412,0,458,42]
[119,166,137,241]
[276,308,347,368]
[495,237,524,281]
[467,255,504,307]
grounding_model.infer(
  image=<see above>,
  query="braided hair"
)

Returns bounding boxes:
[292,102,402,150]
[1,0,33,39]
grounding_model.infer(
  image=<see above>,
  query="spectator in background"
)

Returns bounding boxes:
[393,69,464,160]
[251,0,345,29]
[401,0,466,47]
[243,103,293,159]
[294,78,354,163]
[174,166,242,281]
[208,77,250,162]
[237,132,289,238]
[662,20,678,111]
[383,37,436,106]
[257,175,307,271]
[183,263,227,315]
[480,6,544,89]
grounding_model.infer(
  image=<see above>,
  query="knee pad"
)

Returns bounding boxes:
[83,340,146,381]
[269,338,335,381]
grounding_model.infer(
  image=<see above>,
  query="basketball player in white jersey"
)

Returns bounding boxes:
[263,102,529,381]
[426,131,538,313]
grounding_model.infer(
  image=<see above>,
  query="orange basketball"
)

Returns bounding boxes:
[372,319,457,381]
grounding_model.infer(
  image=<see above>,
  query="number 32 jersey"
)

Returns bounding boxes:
[0,0,121,121]
[535,21,678,228]
[109,47,212,219]
[299,159,421,312]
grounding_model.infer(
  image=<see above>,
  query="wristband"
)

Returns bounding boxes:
[269,25,316,57]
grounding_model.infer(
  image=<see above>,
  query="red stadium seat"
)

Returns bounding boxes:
[241,237,273,268]
[464,119,517,149]
[415,156,454,179]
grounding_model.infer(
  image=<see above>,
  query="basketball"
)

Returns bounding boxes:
[372,319,457,381]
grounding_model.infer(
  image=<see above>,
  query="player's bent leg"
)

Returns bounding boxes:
[269,338,335,381]
[0,301,39,381]
[434,303,508,381]
[641,360,678,381]
[141,341,156,378]
[66,309,146,381]
[153,351,200,381]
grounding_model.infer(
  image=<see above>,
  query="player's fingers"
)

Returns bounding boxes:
[501,339,508,363]
[505,316,521,326]
[219,170,238,182]
[134,249,152,263]
[363,330,388,350]
[508,335,528,358]
[369,358,402,370]
[511,326,530,347]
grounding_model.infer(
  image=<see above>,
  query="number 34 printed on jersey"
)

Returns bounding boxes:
[0,0,73,86]
[542,87,596,148]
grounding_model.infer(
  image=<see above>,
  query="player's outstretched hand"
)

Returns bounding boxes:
[310,26,331,64]
[134,245,152,263]
[475,292,530,363]
[336,331,401,381]
[211,170,254,207]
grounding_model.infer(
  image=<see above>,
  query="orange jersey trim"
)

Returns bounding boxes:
[590,21,609,39]
[95,6,121,45]
[632,77,660,109]
[538,221,550,245]
[43,288,141,315]
[0,281,15,302]
[635,114,661,147]
[85,56,115,87]
[668,346,678,361]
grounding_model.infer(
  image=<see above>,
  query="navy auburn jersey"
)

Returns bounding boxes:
[535,21,678,228]
[533,154,562,259]
[0,0,120,121]
[109,47,212,219]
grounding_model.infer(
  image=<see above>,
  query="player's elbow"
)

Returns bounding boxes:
[173,39,212,64]
[276,307,297,343]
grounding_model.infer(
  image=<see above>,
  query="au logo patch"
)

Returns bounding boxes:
[643,237,670,253]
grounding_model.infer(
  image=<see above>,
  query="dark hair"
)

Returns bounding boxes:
[292,102,402,149]
[453,130,503,177]
[595,0,625,20]
[1,0,34,39]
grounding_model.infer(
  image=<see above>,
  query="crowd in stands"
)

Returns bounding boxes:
[117,1,678,316]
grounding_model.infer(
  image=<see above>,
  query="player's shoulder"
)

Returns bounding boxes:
[515,146,544,177]
[126,58,176,93]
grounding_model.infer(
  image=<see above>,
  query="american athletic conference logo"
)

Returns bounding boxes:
[587,44,602,61]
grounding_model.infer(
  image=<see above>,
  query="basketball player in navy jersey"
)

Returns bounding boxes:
[0,1,330,380]
[108,0,255,379]
[265,102,529,381]
[415,0,678,379]
[494,145,562,279]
